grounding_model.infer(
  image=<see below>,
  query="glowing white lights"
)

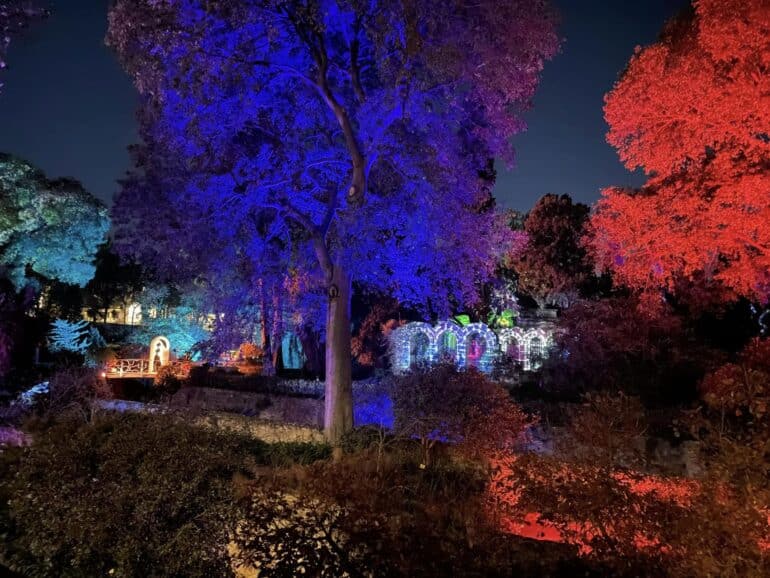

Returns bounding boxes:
[390,320,550,374]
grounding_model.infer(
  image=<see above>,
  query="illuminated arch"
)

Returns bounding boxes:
[389,322,435,373]
[410,332,431,366]
[148,336,171,372]
[434,320,462,363]
[497,328,526,362]
[522,329,553,371]
[390,320,501,374]
[459,322,499,372]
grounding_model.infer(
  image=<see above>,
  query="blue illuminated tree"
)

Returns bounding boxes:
[108,0,559,442]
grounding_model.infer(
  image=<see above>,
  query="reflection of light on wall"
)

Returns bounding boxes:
[391,321,554,373]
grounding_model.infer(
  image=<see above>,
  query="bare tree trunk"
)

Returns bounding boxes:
[259,280,275,376]
[324,264,353,445]
[271,288,283,372]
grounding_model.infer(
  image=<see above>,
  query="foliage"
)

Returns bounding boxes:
[351,294,400,375]
[152,364,184,396]
[47,319,91,354]
[128,284,210,357]
[699,337,770,418]
[26,367,112,422]
[107,0,559,440]
[505,194,596,308]
[0,286,20,377]
[543,296,715,404]
[0,413,330,577]
[590,0,770,306]
[233,445,597,578]
[238,342,263,362]
[682,340,770,577]
[0,155,109,290]
[501,384,770,577]
[83,242,144,323]
[106,0,559,310]
[0,2,47,92]
[392,363,531,464]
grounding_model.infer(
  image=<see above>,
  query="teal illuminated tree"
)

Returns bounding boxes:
[108,0,559,442]
[0,155,110,290]
[48,318,91,354]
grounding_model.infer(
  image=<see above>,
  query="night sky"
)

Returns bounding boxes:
[0,0,687,210]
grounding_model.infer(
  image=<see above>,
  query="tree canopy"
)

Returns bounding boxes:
[504,193,593,308]
[590,0,770,306]
[108,0,559,440]
[0,154,109,289]
[108,0,559,311]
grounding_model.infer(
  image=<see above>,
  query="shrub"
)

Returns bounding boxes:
[543,296,715,404]
[32,366,112,421]
[237,342,263,362]
[47,319,91,354]
[699,337,770,419]
[392,363,532,465]
[1,414,257,577]
[153,364,183,397]
[233,447,594,578]
[501,385,770,578]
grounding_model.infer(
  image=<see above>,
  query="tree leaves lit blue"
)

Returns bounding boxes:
[108,0,559,326]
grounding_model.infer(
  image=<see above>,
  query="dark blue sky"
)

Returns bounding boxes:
[0,0,686,210]
[495,0,688,209]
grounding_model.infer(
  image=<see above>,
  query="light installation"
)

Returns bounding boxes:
[390,320,554,374]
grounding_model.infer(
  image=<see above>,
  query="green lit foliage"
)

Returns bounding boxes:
[454,314,472,327]
[0,155,109,289]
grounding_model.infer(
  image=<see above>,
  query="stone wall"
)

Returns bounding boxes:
[97,396,325,444]
[194,412,325,444]
[171,386,324,427]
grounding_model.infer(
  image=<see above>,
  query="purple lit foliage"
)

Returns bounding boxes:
[107,0,559,440]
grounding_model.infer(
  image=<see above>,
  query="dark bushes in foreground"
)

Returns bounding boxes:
[0,410,612,578]
[0,413,328,577]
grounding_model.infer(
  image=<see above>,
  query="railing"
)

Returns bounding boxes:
[105,358,153,378]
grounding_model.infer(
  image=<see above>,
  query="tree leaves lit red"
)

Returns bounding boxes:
[590,0,770,305]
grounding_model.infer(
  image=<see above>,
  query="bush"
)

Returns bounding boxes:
[543,296,715,404]
[233,446,597,578]
[153,364,183,397]
[501,385,770,578]
[699,337,770,418]
[0,413,328,577]
[392,363,532,465]
[32,366,112,421]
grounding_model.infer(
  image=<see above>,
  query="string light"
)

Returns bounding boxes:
[390,320,553,373]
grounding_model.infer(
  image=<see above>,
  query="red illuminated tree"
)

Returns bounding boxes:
[590,0,770,306]
[506,193,593,308]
